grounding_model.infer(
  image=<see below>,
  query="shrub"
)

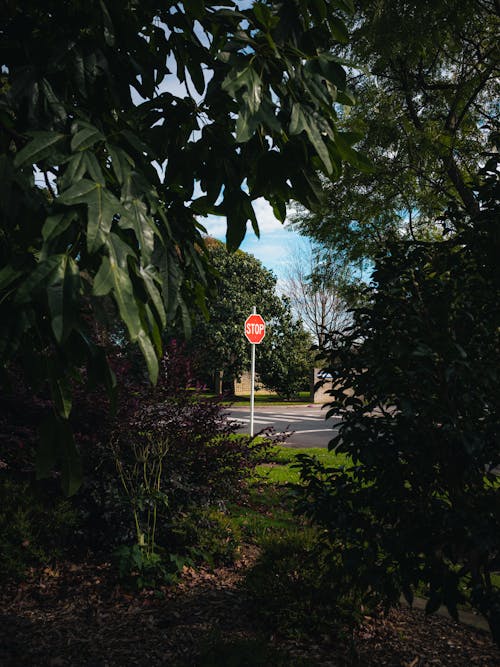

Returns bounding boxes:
[169,508,242,566]
[109,342,282,584]
[295,157,500,643]
[0,476,79,580]
[244,530,367,641]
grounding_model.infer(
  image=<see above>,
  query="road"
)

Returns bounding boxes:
[227,404,341,448]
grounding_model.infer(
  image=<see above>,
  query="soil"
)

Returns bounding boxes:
[1,547,499,667]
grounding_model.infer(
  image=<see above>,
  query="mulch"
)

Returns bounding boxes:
[1,548,499,667]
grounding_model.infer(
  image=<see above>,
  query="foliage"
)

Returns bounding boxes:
[0,0,357,492]
[295,157,500,643]
[0,477,79,580]
[291,0,499,261]
[244,530,367,641]
[257,300,313,399]
[185,239,312,393]
[113,542,194,590]
[170,508,242,567]
[109,344,281,585]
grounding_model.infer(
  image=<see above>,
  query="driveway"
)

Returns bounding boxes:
[227,404,341,448]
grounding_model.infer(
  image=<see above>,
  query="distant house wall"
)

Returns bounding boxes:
[234,371,276,396]
[311,368,331,404]
[234,369,350,401]
[311,368,357,404]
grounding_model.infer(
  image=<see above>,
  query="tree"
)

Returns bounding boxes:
[0,0,358,492]
[283,239,356,347]
[292,0,499,261]
[257,301,313,399]
[184,239,311,396]
[296,154,500,643]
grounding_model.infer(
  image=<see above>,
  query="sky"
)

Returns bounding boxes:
[201,199,309,283]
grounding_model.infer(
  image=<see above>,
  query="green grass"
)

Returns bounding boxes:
[255,446,351,485]
[227,446,350,543]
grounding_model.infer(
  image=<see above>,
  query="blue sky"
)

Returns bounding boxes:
[202,198,308,282]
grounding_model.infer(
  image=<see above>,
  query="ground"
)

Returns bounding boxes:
[1,549,499,667]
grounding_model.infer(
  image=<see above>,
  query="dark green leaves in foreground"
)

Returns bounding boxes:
[1,0,358,493]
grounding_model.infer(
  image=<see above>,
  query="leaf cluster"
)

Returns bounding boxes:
[292,0,500,261]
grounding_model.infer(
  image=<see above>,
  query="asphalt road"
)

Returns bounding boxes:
[227,404,341,448]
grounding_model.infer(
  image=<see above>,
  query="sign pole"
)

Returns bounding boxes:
[244,308,265,437]
[250,306,256,436]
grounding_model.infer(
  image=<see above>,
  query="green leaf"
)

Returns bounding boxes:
[139,265,166,328]
[59,179,120,252]
[137,330,159,384]
[0,265,23,291]
[290,104,332,173]
[222,66,262,114]
[328,15,349,43]
[93,232,141,341]
[51,375,73,419]
[318,54,347,90]
[83,152,105,184]
[120,199,156,264]
[14,255,63,304]
[42,212,76,242]
[70,125,104,152]
[13,131,65,167]
[271,198,287,223]
[46,255,80,343]
[108,145,134,186]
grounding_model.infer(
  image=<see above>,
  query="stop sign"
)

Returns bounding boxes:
[244,313,266,344]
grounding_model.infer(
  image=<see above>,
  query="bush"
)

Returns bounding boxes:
[108,342,282,584]
[170,508,242,566]
[295,158,500,643]
[244,530,368,641]
[0,476,79,580]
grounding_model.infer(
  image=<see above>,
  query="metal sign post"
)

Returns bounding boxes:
[244,307,266,436]
[250,321,256,436]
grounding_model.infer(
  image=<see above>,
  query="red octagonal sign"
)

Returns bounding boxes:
[245,313,266,344]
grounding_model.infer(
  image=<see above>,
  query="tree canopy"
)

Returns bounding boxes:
[183,239,312,397]
[291,0,500,261]
[0,0,357,491]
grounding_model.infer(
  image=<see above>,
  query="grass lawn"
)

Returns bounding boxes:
[255,446,350,485]
[226,445,343,544]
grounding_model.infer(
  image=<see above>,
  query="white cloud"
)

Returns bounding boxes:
[200,197,311,280]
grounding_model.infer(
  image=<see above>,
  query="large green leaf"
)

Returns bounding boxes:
[222,65,263,114]
[46,254,80,343]
[14,255,63,304]
[137,330,159,383]
[70,124,105,152]
[138,265,166,328]
[42,212,76,242]
[93,232,142,341]
[290,103,333,173]
[13,131,65,167]
[59,179,121,252]
[120,199,157,264]
[0,265,23,292]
